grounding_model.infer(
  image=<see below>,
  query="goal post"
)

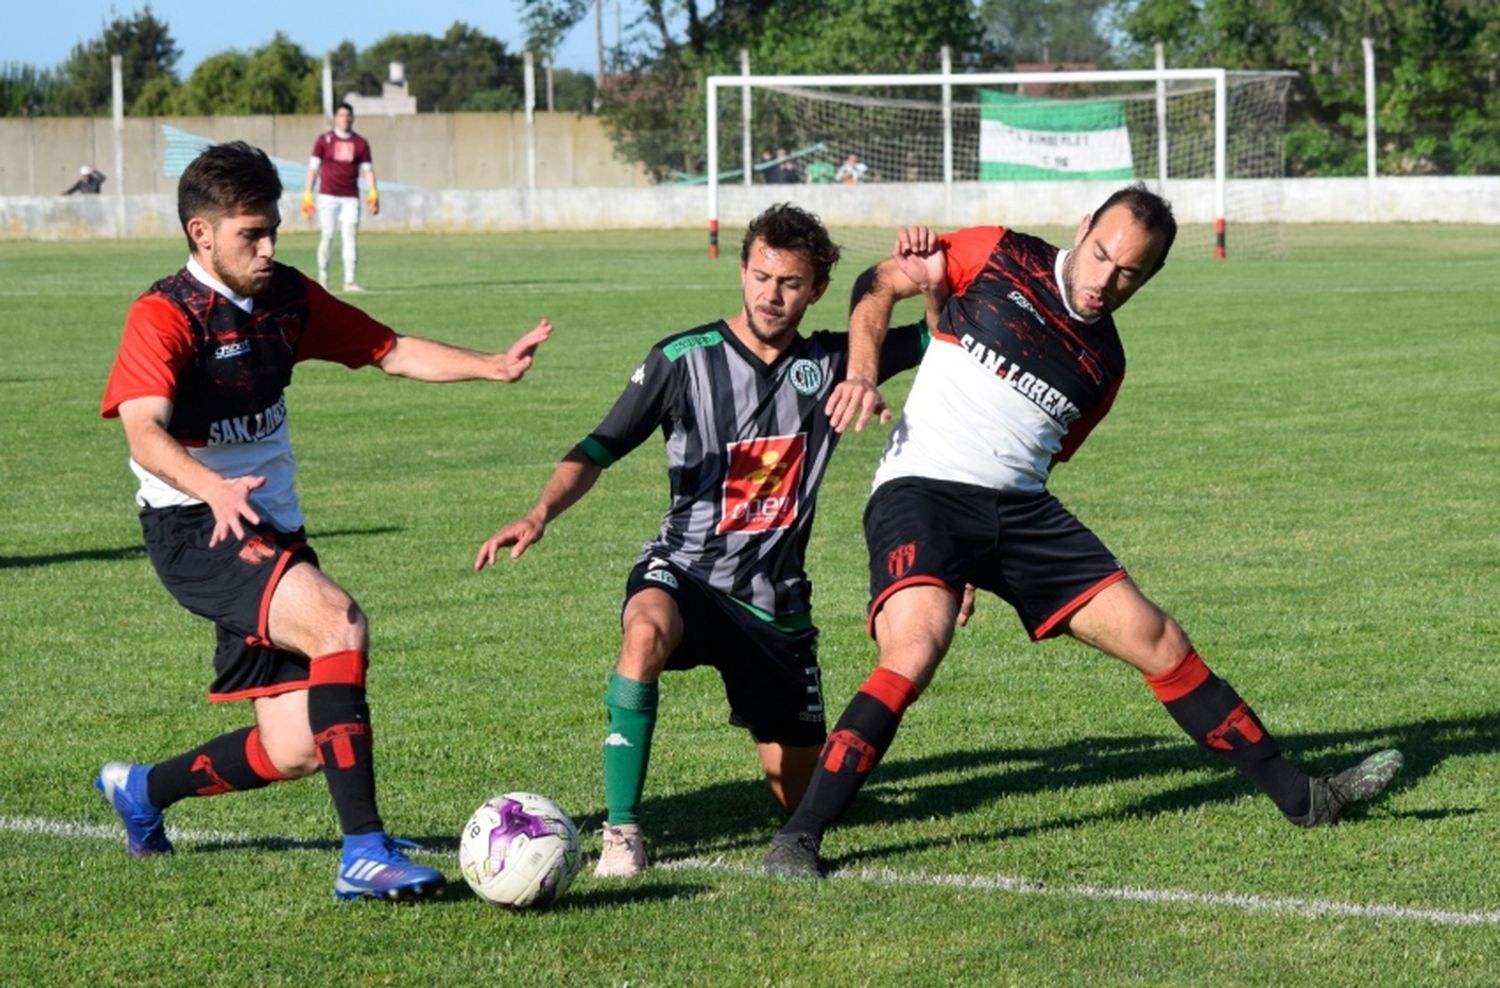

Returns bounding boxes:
[703,66,1295,261]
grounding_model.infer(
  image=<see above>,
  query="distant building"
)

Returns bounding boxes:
[346,62,417,116]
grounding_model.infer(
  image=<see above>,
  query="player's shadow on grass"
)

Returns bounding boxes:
[641,710,1500,870]
[0,526,402,570]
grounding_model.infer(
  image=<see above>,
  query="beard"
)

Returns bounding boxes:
[744,300,804,345]
[219,265,273,299]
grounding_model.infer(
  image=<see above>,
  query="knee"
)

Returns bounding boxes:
[260,730,320,778]
[617,621,672,680]
[312,596,368,656]
[1134,614,1193,676]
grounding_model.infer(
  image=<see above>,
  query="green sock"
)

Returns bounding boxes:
[602,672,659,826]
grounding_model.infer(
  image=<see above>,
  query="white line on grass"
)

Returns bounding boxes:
[664,857,1500,928]
[9,815,1495,927]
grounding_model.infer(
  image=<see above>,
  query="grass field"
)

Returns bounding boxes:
[1,223,1497,985]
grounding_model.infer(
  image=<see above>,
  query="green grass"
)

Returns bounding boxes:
[2,224,1498,985]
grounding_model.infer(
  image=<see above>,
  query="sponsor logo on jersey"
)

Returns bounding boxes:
[207,394,288,445]
[213,340,251,360]
[718,434,806,535]
[631,363,646,386]
[788,358,824,396]
[887,542,917,579]
[1007,290,1047,326]
[957,333,1083,425]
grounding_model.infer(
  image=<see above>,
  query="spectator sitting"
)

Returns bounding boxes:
[775,148,801,185]
[804,160,836,184]
[64,165,106,195]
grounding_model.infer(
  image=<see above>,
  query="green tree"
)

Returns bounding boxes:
[355,23,519,112]
[983,0,1117,66]
[0,63,64,116]
[164,34,317,115]
[1117,0,1500,175]
[56,6,180,115]
[600,0,991,181]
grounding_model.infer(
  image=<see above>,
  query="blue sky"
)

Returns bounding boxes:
[0,0,633,77]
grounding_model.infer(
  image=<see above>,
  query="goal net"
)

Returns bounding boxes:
[703,68,1294,264]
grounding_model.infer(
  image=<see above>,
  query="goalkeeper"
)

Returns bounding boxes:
[302,102,379,292]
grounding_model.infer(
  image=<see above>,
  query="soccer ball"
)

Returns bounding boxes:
[458,792,582,909]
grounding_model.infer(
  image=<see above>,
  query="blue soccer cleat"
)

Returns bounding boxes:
[95,761,173,858]
[335,833,446,902]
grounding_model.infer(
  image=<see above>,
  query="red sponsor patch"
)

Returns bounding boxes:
[718,434,805,534]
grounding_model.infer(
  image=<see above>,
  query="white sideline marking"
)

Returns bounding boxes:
[663,857,1500,928]
[10,815,1496,927]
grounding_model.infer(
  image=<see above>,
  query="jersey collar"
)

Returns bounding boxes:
[1053,248,1100,325]
[186,255,255,314]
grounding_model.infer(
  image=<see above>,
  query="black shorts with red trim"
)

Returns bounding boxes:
[140,503,318,702]
[624,557,826,747]
[863,477,1127,640]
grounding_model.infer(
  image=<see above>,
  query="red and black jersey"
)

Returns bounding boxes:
[101,260,396,529]
[873,226,1126,495]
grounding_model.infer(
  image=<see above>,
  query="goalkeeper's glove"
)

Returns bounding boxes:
[365,188,379,213]
[301,190,315,219]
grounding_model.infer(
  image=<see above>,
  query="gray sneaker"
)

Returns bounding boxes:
[1290,748,1403,827]
[763,831,825,879]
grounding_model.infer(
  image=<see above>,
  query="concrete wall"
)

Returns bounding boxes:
[3,176,1496,240]
[0,112,646,196]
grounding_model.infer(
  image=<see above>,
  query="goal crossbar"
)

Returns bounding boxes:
[704,67,1297,258]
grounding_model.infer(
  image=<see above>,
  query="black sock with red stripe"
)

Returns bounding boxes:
[1146,650,1310,819]
[308,649,382,836]
[146,726,290,810]
[779,667,921,841]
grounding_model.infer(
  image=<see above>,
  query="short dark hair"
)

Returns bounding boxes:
[177,141,282,252]
[741,202,841,288]
[1087,182,1177,274]
[336,101,354,116]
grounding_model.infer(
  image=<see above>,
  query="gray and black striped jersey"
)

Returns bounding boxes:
[576,320,927,622]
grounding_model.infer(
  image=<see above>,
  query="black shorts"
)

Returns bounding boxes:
[624,558,826,747]
[864,477,1127,640]
[141,503,318,703]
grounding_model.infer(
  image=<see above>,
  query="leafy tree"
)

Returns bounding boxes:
[354,23,519,112]
[982,0,1117,66]
[56,6,180,115]
[1117,0,1500,175]
[600,0,991,181]
[0,63,64,116]
[164,34,318,115]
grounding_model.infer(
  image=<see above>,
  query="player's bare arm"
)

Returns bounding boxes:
[116,395,264,547]
[827,238,927,433]
[379,319,554,382]
[891,225,950,329]
[362,163,380,216]
[474,452,603,569]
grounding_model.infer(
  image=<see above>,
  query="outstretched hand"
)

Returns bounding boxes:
[825,376,890,434]
[474,516,546,570]
[494,320,554,382]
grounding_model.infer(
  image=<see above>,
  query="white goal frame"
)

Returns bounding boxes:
[704,65,1295,259]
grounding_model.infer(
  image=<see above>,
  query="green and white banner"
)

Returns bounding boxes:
[979,90,1135,181]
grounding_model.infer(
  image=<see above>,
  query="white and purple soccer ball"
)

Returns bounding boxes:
[458,792,582,909]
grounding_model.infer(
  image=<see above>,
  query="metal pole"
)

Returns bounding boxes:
[110,54,125,235]
[1213,68,1226,260]
[322,56,333,119]
[1363,36,1377,220]
[1154,42,1168,190]
[941,45,953,225]
[524,51,537,196]
[594,0,604,110]
[741,49,753,188]
[707,79,720,257]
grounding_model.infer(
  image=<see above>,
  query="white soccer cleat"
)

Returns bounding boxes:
[593,823,647,877]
